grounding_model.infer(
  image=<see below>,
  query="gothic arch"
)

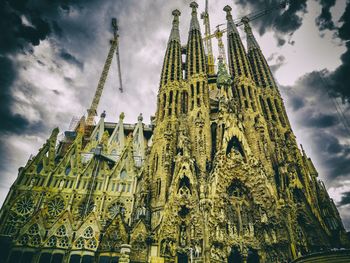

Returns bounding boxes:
[173,162,197,195]
[222,125,251,157]
[226,136,246,160]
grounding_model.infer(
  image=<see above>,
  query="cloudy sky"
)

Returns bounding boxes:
[1,0,350,229]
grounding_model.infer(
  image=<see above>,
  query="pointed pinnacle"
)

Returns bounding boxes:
[190,1,199,12]
[189,1,200,31]
[242,16,252,33]
[169,9,181,43]
[172,9,181,18]
[242,17,260,50]
[223,5,232,17]
[224,5,239,35]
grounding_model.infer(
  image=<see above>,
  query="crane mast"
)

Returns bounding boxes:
[215,25,227,64]
[201,0,215,75]
[86,18,123,127]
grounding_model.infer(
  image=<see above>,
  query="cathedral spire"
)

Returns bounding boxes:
[169,9,181,43]
[223,5,252,80]
[242,18,277,89]
[185,2,207,78]
[189,1,200,31]
[242,17,260,51]
[223,5,239,35]
[159,10,183,87]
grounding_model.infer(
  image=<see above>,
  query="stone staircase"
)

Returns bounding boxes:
[291,250,350,263]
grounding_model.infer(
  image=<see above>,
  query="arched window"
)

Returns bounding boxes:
[178,176,191,198]
[267,98,276,121]
[83,227,94,238]
[227,180,246,198]
[211,123,217,160]
[182,91,188,114]
[28,224,39,235]
[65,164,71,176]
[157,178,161,196]
[120,170,127,180]
[56,225,66,236]
[179,175,191,189]
[36,161,43,174]
[226,136,245,159]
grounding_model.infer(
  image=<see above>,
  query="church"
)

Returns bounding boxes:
[0,2,349,263]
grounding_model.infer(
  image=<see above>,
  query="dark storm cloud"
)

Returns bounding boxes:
[301,112,337,128]
[281,70,350,183]
[310,131,350,180]
[289,96,305,111]
[234,0,307,45]
[59,49,84,69]
[315,0,336,31]
[0,56,44,134]
[318,2,350,101]
[338,192,350,206]
[0,0,96,136]
[269,54,286,73]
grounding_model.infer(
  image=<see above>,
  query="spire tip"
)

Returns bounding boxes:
[190,1,199,11]
[223,5,232,13]
[172,9,181,17]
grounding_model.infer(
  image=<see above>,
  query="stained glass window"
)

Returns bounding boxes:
[47,197,65,217]
[15,196,34,215]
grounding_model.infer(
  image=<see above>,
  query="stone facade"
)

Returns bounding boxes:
[0,2,349,263]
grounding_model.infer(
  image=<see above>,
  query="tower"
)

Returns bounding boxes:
[0,2,349,263]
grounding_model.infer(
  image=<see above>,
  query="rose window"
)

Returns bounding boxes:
[47,197,65,217]
[78,201,94,217]
[108,202,125,218]
[15,196,34,215]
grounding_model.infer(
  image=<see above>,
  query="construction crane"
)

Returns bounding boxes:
[86,18,123,126]
[214,24,227,63]
[201,0,215,75]
[203,1,287,68]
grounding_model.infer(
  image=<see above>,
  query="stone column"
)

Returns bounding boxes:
[242,247,248,263]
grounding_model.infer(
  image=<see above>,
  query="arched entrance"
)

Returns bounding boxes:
[177,252,188,263]
[228,247,242,263]
[247,248,259,263]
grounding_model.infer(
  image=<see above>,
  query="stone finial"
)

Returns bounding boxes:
[169,9,181,42]
[241,16,252,33]
[223,5,232,15]
[119,112,125,121]
[172,9,181,17]
[241,16,260,50]
[223,5,238,35]
[51,127,60,137]
[223,5,233,21]
[241,16,249,24]
[190,1,199,11]
[189,1,200,30]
